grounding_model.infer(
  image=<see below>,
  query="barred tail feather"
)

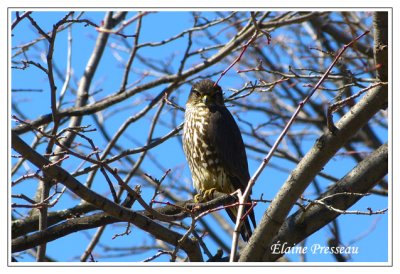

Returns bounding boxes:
[226,203,255,242]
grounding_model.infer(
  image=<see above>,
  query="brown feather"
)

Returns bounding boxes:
[183,79,256,241]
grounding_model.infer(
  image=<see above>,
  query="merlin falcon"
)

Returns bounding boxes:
[182,79,256,241]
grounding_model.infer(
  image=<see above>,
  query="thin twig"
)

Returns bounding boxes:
[299,195,387,215]
[119,12,143,93]
[327,81,387,132]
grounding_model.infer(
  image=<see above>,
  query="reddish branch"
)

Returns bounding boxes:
[214,31,259,86]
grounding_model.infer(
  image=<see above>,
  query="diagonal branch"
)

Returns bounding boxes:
[239,81,387,261]
[11,132,203,262]
[264,143,388,261]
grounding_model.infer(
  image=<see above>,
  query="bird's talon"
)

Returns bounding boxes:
[194,193,204,203]
[194,188,217,203]
[203,188,217,200]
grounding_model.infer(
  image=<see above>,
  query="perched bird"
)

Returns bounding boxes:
[182,79,256,241]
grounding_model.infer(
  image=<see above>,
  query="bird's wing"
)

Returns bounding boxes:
[207,106,250,191]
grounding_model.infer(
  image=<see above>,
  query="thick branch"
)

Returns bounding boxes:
[264,143,388,261]
[239,82,387,261]
[12,191,237,248]
[11,132,202,262]
[373,12,388,82]
[12,203,96,238]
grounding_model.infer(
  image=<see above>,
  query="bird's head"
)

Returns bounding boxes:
[187,79,224,108]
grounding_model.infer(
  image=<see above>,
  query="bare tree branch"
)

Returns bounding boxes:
[264,143,388,261]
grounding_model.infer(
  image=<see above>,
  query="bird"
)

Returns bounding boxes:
[182,79,256,241]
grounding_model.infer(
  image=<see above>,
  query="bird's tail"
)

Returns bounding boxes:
[225,201,256,242]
